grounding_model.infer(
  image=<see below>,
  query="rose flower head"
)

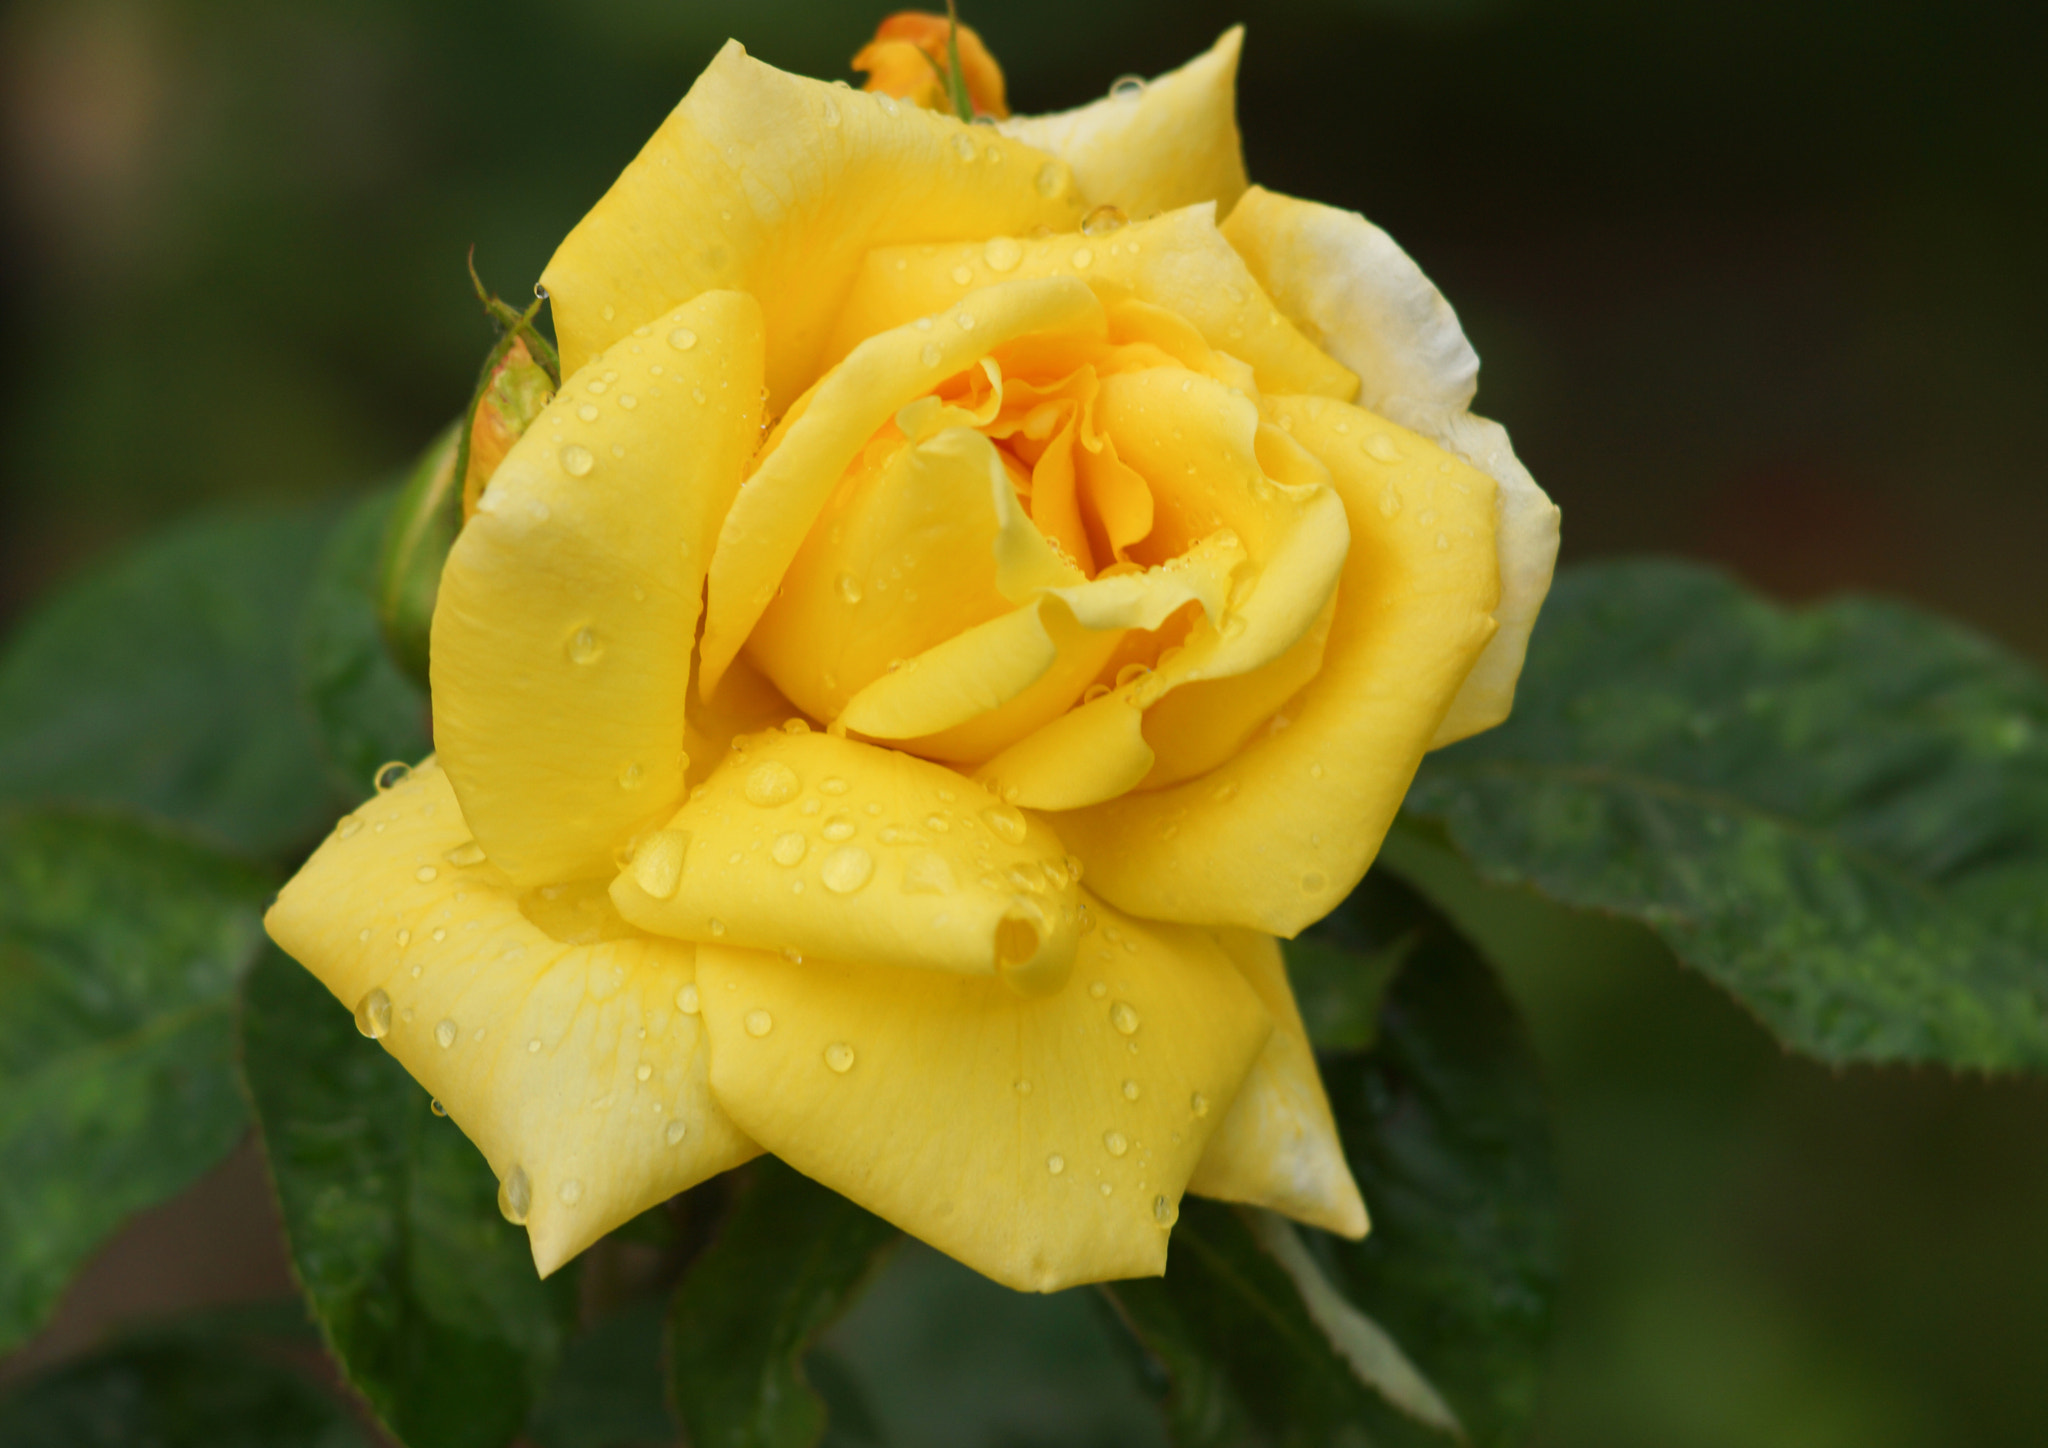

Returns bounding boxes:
[267,19,1559,1293]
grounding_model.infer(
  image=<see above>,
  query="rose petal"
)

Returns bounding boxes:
[263,761,759,1277]
[693,893,1272,1291]
[998,27,1249,222]
[540,42,1082,404]
[829,205,1356,402]
[1055,400,1500,934]
[1187,929,1368,1238]
[610,730,1084,995]
[701,277,1103,695]
[1221,186,1560,746]
[432,290,764,886]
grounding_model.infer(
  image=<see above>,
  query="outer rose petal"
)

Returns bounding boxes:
[539,42,1083,407]
[1054,401,1500,935]
[431,291,764,886]
[1187,930,1367,1238]
[263,762,759,1277]
[611,730,1084,995]
[1220,187,1560,746]
[693,894,1272,1291]
[999,28,1249,221]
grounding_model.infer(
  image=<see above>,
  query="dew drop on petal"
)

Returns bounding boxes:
[771,831,808,867]
[337,816,363,839]
[665,1119,689,1145]
[1103,1130,1129,1157]
[1047,1153,1066,1175]
[677,983,700,1014]
[1109,73,1148,101]
[498,1166,531,1224]
[1034,161,1065,198]
[1153,1194,1177,1227]
[745,761,800,806]
[430,1098,447,1116]
[1081,204,1127,236]
[1111,1002,1140,1035]
[824,1042,855,1073]
[1122,1079,1140,1101]
[744,1009,774,1037]
[560,444,594,477]
[821,845,874,894]
[558,1178,584,1206]
[836,572,864,603]
[981,806,1027,844]
[1191,1091,1210,1118]
[354,988,391,1039]
[374,761,411,792]
[568,627,603,664]
[983,236,1022,272]
[415,865,439,883]
[446,840,486,866]
[668,326,698,351]
[435,1018,458,1049]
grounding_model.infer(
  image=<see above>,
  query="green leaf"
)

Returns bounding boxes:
[0,1332,368,1448]
[1398,559,2048,1070]
[1102,1199,1388,1448]
[298,488,433,801]
[0,811,273,1353]
[0,507,340,859]
[1319,871,1561,1448]
[240,945,577,1448]
[373,425,462,689]
[666,1157,901,1448]
[1102,871,1558,1448]
[526,1296,676,1448]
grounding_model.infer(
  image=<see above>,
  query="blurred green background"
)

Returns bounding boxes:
[3,0,2044,1444]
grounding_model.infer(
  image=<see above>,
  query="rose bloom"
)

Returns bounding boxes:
[267,23,1557,1292]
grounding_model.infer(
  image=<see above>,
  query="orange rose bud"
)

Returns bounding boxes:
[853,11,1010,119]
[462,335,555,520]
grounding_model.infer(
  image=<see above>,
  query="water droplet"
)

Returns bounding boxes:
[821,845,875,894]
[1309,762,1325,780]
[1436,532,1450,551]
[1153,1194,1177,1227]
[560,444,594,477]
[498,1167,531,1224]
[820,814,856,842]
[771,831,808,867]
[396,928,412,948]
[354,988,392,1039]
[950,263,974,285]
[1089,980,1108,998]
[1109,73,1148,101]
[1111,1002,1140,1035]
[619,761,644,789]
[1191,1091,1210,1118]
[1301,871,1328,893]
[415,865,439,883]
[1365,433,1402,463]
[665,1119,689,1146]
[982,806,1027,844]
[951,132,977,161]
[374,761,411,792]
[920,341,942,367]
[955,311,975,331]
[1072,246,1094,269]
[901,850,956,895]
[446,840,486,866]
[709,918,726,937]
[435,1018,458,1049]
[823,99,840,126]
[1081,204,1127,236]
[576,402,599,423]
[744,1008,774,1037]
[1047,1153,1066,1175]
[1103,1130,1129,1157]
[432,928,446,942]
[824,1042,856,1073]
[1122,1079,1140,1101]
[1015,1078,1033,1094]
[337,815,363,839]
[1034,161,1066,198]
[559,1178,584,1206]
[636,1063,653,1082]
[430,1098,447,1116]
[568,627,603,664]
[675,982,701,1016]
[983,236,1022,272]
[619,393,637,410]
[744,760,800,806]
[631,829,688,899]
[528,1037,541,1052]
[669,326,698,351]
[836,572,864,603]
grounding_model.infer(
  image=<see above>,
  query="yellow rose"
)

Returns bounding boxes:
[266,26,1558,1293]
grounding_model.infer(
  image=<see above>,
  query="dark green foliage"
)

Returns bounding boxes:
[0,509,339,859]
[1106,872,1559,1447]
[667,1158,901,1448]
[1401,560,2048,1069]
[298,488,432,800]
[1321,873,1561,1447]
[0,811,274,1351]
[0,1330,367,1448]
[239,946,577,1448]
